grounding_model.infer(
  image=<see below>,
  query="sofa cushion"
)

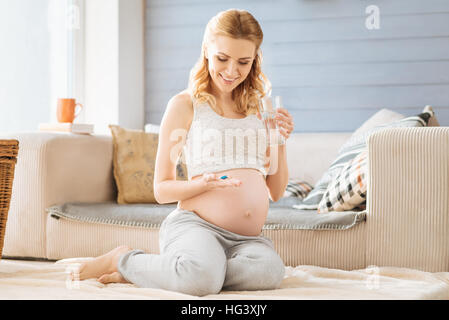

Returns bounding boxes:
[46,202,366,231]
[315,106,437,213]
[351,108,405,138]
[295,106,436,211]
[109,125,159,204]
[109,125,187,205]
[282,179,313,199]
[145,123,188,180]
[317,149,368,213]
[425,105,440,127]
[317,107,436,213]
[336,106,435,158]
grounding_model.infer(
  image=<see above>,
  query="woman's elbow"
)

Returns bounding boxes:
[269,190,283,203]
[153,182,164,204]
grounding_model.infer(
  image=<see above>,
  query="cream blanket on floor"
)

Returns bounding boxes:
[0,258,448,300]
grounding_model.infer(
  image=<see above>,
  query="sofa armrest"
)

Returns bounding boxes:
[366,127,449,272]
[0,132,116,259]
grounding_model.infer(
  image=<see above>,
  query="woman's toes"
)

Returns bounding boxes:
[97,273,112,284]
[98,272,128,284]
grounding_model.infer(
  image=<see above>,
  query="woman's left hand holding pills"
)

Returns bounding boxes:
[201,173,242,190]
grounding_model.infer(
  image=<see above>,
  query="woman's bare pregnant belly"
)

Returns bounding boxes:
[177,168,269,236]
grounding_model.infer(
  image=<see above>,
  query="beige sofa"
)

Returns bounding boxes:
[1,127,448,272]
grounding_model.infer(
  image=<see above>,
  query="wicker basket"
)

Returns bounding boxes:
[0,139,19,259]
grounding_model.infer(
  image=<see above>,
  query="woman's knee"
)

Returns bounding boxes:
[267,255,285,288]
[248,253,285,290]
[225,252,285,291]
[174,256,225,296]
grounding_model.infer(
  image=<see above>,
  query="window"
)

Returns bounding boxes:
[0,0,84,133]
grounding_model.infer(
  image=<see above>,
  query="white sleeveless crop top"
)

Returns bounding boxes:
[183,97,268,180]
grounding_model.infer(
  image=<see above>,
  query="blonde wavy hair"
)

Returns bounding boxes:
[187,9,272,116]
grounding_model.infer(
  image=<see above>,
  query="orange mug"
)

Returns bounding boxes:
[57,98,83,123]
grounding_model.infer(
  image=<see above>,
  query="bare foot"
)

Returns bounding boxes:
[77,245,133,280]
[98,272,129,284]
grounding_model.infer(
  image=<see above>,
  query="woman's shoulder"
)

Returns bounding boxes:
[167,90,195,114]
[170,89,194,107]
[164,90,194,128]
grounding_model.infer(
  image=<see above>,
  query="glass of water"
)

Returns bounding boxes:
[260,95,285,146]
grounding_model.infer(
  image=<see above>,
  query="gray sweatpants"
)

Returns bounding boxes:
[117,208,285,296]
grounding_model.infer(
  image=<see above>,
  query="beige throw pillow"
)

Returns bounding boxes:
[109,125,187,204]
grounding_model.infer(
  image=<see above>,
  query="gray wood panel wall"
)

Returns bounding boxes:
[145,0,449,132]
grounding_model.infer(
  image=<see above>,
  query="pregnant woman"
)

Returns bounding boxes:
[78,9,294,296]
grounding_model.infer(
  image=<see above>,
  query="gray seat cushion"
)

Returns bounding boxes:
[46,199,366,231]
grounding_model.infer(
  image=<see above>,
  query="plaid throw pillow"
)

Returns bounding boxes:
[317,150,368,213]
[283,180,313,199]
[293,106,435,210]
